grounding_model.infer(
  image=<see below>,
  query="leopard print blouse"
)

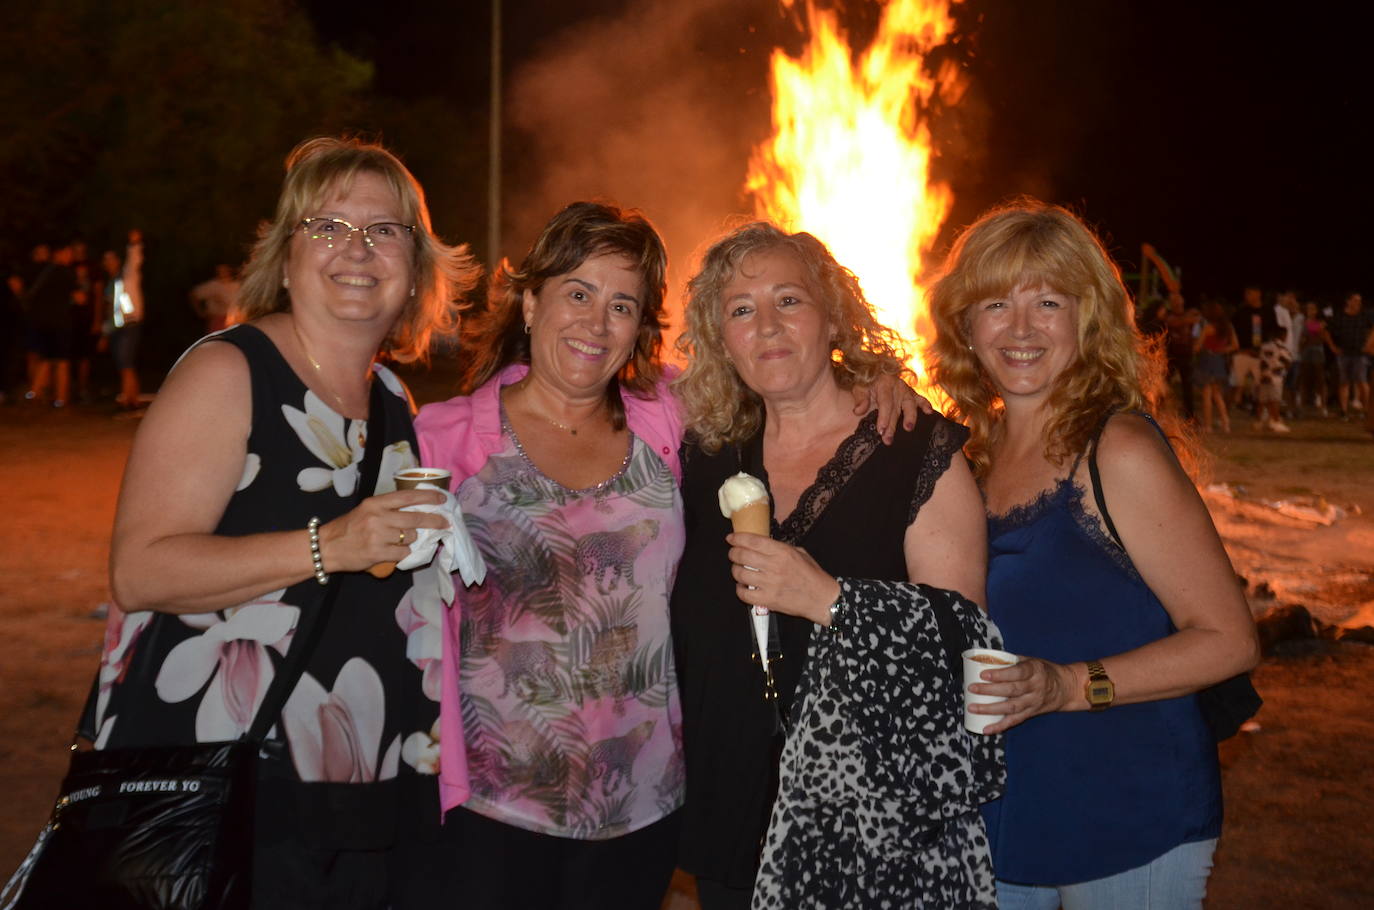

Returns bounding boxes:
[753,579,1005,909]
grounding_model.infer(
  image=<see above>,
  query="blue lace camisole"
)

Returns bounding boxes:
[980,466,1222,885]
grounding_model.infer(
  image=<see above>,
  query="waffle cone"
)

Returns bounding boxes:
[730,499,772,537]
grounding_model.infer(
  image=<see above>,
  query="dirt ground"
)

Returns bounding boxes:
[2,389,1372,907]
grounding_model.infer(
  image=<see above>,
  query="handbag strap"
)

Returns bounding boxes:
[244,372,390,745]
[925,587,968,688]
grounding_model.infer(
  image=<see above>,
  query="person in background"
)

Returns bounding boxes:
[1,263,22,403]
[24,243,77,407]
[101,230,146,412]
[190,263,244,333]
[1327,291,1372,420]
[1274,289,1301,418]
[1296,300,1333,417]
[70,259,101,402]
[1256,325,1293,433]
[1195,301,1237,433]
[1228,285,1277,414]
[1163,290,1199,421]
[928,200,1259,909]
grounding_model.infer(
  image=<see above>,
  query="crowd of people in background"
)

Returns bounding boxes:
[0,235,243,415]
[5,229,1369,444]
[1141,285,1374,436]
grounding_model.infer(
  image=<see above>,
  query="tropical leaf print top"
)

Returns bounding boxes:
[455,407,686,840]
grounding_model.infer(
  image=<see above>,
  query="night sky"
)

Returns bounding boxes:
[307,0,1369,305]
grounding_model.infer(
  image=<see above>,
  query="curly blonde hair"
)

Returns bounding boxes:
[455,202,668,430]
[674,222,908,452]
[238,136,480,362]
[926,199,1170,479]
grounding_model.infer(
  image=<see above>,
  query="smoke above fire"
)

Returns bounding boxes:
[504,0,985,360]
[504,0,765,333]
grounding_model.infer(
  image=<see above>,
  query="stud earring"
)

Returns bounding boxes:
[282,276,290,289]
[409,286,416,298]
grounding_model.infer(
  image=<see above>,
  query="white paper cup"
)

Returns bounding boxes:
[394,468,452,493]
[962,647,1020,734]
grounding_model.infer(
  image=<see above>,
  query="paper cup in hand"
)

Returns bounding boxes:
[369,468,455,578]
[962,647,1020,734]
[719,472,771,660]
[394,468,452,493]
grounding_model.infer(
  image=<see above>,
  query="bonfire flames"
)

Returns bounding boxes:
[747,0,964,378]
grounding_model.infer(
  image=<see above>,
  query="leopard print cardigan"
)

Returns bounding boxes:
[753,579,1006,909]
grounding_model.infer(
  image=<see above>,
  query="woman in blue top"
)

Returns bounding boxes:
[925,200,1259,909]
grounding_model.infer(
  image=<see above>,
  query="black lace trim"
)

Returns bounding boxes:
[1066,472,1139,578]
[986,476,1139,578]
[906,419,966,525]
[776,413,881,545]
[984,478,1067,535]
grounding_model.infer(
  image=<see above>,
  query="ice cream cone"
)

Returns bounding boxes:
[730,498,771,536]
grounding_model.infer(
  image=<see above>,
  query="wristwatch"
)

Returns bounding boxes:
[1084,660,1114,711]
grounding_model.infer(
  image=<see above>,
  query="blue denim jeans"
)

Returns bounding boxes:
[995,838,1217,910]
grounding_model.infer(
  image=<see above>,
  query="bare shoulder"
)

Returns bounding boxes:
[1097,414,1179,471]
[136,338,251,441]
[1094,413,1196,508]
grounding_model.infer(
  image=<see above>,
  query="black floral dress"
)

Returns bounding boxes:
[77,324,441,860]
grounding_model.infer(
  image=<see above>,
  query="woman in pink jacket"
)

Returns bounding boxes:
[414,202,686,909]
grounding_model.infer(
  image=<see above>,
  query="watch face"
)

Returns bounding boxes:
[1088,681,1114,703]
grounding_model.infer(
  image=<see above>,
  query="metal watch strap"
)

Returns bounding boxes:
[1085,659,1112,711]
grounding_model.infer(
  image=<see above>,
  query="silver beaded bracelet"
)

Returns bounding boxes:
[307,516,329,585]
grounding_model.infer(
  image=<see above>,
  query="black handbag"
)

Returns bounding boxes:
[1087,416,1262,741]
[2,575,337,910]
[2,378,389,910]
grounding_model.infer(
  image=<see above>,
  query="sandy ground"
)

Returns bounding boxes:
[2,396,1372,907]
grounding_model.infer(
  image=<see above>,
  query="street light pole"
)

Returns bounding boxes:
[487,0,502,270]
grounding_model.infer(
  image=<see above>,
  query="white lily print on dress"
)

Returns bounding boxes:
[238,452,261,491]
[394,562,445,702]
[376,440,418,495]
[282,391,365,496]
[283,657,401,782]
[154,592,299,742]
[402,718,441,775]
[91,603,155,748]
[373,363,410,404]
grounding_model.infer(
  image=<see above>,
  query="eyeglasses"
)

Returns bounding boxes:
[299,217,416,250]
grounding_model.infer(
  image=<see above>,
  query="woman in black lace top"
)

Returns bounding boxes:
[670,223,1002,909]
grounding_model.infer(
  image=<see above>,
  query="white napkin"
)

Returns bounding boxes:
[397,488,486,602]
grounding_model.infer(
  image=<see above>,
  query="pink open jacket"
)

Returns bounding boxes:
[413,363,685,814]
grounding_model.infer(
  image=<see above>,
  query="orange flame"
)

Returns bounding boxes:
[747,0,963,381]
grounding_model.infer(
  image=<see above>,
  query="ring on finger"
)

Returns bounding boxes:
[397,529,407,546]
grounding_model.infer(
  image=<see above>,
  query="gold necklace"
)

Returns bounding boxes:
[537,413,585,435]
[291,317,350,413]
[513,380,601,436]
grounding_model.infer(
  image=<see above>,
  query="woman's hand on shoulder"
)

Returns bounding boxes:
[727,533,841,626]
[851,372,931,444]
